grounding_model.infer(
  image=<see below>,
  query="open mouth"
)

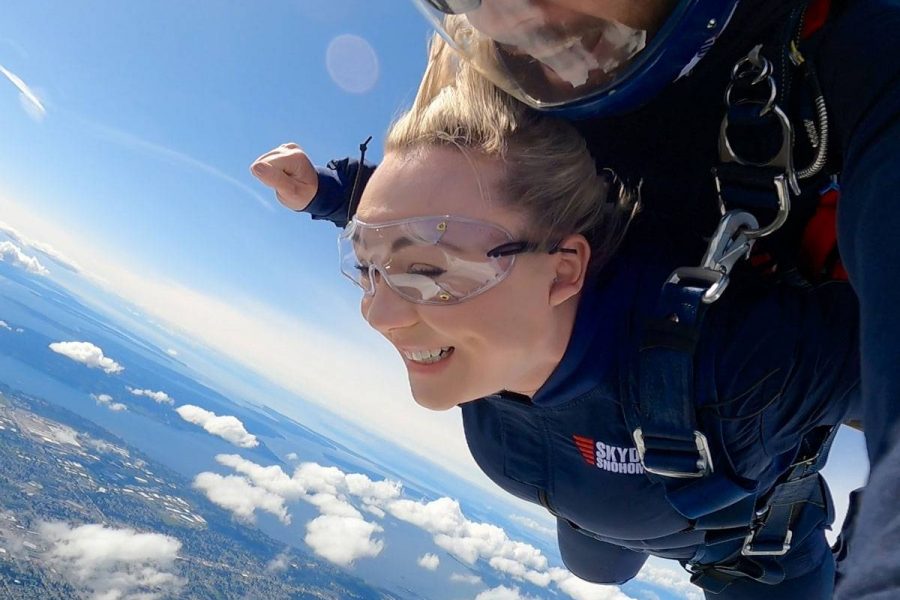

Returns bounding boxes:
[401,347,455,365]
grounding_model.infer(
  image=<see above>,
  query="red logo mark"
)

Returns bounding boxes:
[572,435,595,466]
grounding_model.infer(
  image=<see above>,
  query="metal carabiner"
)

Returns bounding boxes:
[667,211,759,304]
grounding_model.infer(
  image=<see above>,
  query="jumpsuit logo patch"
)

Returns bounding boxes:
[572,435,645,475]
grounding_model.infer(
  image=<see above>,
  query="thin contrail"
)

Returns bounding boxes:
[0,63,46,118]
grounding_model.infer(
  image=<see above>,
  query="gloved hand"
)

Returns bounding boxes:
[250,143,319,211]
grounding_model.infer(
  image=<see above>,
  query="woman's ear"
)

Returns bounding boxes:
[549,234,591,307]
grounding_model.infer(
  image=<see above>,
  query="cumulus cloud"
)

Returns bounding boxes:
[476,586,539,600]
[0,320,11,331]
[549,568,635,600]
[0,220,81,272]
[91,393,127,412]
[0,240,49,275]
[266,551,291,573]
[49,341,123,374]
[286,452,299,461]
[635,563,702,600]
[192,472,288,524]
[36,522,183,600]
[128,387,174,405]
[194,455,633,600]
[304,514,383,567]
[175,405,258,448]
[418,553,440,571]
[509,514,556,538]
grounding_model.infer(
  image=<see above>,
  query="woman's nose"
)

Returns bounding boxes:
[361,275,419,333]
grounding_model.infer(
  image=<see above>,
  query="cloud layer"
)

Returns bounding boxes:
[37,522,183,600]
[194,454,638,599]
[0,220,81,272]
[49,341,124,374]
[175,405,258,448]
[0,240,49,275]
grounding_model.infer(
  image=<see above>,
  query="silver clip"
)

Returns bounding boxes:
[667,211,758,304]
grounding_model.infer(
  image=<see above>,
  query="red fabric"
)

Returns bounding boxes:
[799,188,847,281]
[802,0,832,39]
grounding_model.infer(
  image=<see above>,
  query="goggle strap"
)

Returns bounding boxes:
[347,135,373,223]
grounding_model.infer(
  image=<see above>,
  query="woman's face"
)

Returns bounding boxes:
[354,146,572,410]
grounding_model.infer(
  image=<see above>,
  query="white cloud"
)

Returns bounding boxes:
[549,568,636,600]
[216,454,306,499]
[450,572,482,585]
[166,348,178,356]
[36,522,183,600]
[418,552,440,571]
[175,405,258,448]
[128,387,174,405]
[49,341,123,374]
[0,220,81,272]
[266,551,290,573]
[286,452,299,461]
[91,393,127,412]
[196,455,629,600]
[304,514,384,566]
[192,472,288,524]
[0,240,49,275]
[0,320,11,331]
[634,562,702,600]
[0,64,46,121]
[476,586,539,600]
[509,514,556,539]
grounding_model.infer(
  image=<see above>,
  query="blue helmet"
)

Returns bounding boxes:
[413,0,742,119]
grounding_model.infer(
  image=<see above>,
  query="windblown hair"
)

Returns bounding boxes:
[385,22,639,273]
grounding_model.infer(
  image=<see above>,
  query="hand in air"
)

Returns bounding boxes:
[250,143,319,211]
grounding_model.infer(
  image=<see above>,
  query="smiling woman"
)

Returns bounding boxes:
[251,26,861,599]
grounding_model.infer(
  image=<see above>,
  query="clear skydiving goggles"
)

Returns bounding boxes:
[413,1,742,119]
[338,215,574,305]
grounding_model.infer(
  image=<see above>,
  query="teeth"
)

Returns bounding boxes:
[403,347,453,364]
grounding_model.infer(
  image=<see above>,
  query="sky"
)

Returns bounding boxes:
[0,0,869,588]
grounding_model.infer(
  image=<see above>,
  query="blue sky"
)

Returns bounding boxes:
[0,2,869,597]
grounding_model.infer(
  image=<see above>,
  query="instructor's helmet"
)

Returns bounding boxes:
[413,0,741,119]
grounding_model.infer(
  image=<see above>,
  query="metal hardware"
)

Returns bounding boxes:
[717,45,799,240]
[742,528,793,556]
[633,428,714,478]
[667,211,759,304]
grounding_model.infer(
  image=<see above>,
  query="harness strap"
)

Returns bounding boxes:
[625,276,759,519]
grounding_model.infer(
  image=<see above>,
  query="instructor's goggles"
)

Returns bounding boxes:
[413,1,742,118]
[414,0,650,109]
[338,215,573,305]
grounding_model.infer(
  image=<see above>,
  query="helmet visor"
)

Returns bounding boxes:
[338,215,519,305]
[414,0,674,109]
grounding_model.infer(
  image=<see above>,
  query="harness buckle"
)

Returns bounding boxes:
[633,428,714,478]
[667,211,758,304]
[742,527,793,557]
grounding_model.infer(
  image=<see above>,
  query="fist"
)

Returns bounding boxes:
[250,143,319,211]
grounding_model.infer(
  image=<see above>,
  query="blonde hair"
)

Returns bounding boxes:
[386,23,638,273]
